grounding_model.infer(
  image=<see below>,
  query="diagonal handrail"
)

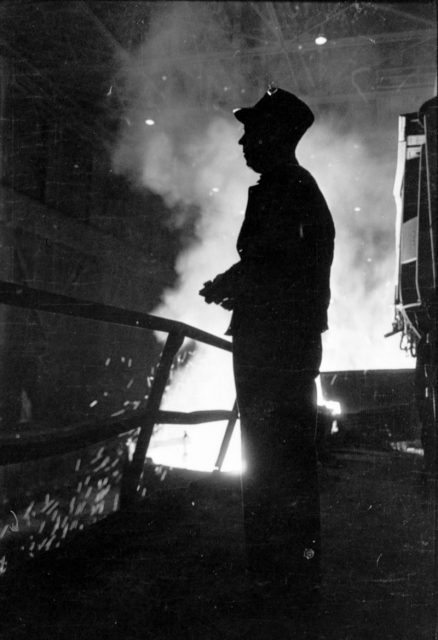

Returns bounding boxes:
[0,409,237,465]
[0,281,232,351]
[0,280,238,504]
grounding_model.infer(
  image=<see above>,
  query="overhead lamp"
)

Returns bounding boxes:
[315,34,328,46]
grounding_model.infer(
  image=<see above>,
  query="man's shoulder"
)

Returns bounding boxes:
[259,164,317,191]
[291,165,320,189]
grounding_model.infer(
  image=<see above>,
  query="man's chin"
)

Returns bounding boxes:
[245,159,263,174]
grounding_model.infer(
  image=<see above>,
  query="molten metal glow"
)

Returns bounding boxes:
[148,352,342,473]
[316,376,342,415]
[148,345,241,472]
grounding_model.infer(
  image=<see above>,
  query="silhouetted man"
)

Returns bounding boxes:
[200,86,335,614]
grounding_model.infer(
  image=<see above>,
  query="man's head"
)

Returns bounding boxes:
[234,87,314,173]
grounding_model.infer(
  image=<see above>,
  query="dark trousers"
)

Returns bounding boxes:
[233,325,322,595]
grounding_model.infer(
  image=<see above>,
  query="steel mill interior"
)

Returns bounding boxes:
[0,2,436,639]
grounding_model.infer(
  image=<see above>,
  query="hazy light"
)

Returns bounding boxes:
[331,420,339,434]
[111,2,416,477]
[316,378,342,416]
[145,119,155,126]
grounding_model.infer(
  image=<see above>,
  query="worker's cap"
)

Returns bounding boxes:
[233,86,314,138]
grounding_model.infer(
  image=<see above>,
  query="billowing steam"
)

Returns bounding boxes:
[111,3,415,469]
[112,4,412,368]
[299,122,412,371]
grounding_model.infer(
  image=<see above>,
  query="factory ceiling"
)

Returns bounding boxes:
[0,1,436,145]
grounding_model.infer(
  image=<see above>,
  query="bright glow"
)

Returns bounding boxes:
[114,107,416,467]
[331,420,339,434]
[145,119,155,126]
[315,35,327,46]
[323,399,342,416]
[148,419,244,473]
[148,346,242,472]
[147,363,343,474]
[111,1,416,473]
[316,376,342,415]
[390,441,423,456]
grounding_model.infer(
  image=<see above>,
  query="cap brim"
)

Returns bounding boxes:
[233,107,256,124]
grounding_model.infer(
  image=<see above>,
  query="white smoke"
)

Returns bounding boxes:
[112,3,414,390]
[114,114,412,374]
[299,120,414,371]
[110,2,420,470]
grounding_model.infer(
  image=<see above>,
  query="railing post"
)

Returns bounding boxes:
[121,331,185,508]
[214,400,239,472]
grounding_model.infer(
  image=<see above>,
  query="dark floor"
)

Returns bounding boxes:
[0,448,436,640]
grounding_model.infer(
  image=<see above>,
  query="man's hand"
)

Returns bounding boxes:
[199,273,235,309]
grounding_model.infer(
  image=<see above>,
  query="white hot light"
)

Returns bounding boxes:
[323,400,342,416]
[316,376,342,416]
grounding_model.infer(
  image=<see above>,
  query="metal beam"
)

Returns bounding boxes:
[135,29,436,65]
[377,4,436,28]
[75,0,132,64]
[265,2,300,89]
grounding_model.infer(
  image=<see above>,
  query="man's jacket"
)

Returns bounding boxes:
[224,162,335,336]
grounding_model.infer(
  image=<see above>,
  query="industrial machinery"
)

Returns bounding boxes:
[389,95,437,472]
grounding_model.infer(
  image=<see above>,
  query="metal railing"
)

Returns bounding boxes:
[0,280,238,506]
